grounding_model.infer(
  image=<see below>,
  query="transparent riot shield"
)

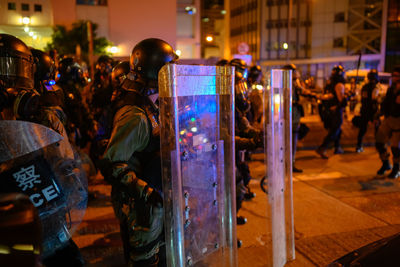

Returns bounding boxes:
[159,64,237,267]
[263,69,295,267]
[0,120,88,259]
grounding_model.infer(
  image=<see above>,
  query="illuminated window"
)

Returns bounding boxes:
[76,0,107,6]
[8,2,16,10]
[21,3,29,11]
[34,4,42,12]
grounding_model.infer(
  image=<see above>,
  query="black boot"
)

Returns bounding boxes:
[293,165,303,173]
[237,239,242,248]
[237,216,247,225]
[244,185,256,200]
[377,160,392,176]
[388,164,400,179]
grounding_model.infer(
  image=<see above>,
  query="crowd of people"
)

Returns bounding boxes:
[1,31,399,267]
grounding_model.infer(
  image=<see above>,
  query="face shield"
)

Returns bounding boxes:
[0,55,34,90]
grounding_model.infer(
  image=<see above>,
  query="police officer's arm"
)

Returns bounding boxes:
[335,82,346,106]
[102,105,154,201]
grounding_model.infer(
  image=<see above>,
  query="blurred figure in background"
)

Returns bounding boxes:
[283,64,315,172]
[57,57,94,149]
[316,65,347,159]
[90,55,114,121]
[355,69,380,153]
[375,66,400,179]
[247,65,264,129]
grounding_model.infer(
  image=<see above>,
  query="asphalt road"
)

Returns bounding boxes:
[74,115,400,266]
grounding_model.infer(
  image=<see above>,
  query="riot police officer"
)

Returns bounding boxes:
[90,55,114,119]
[247,65,264,127]
[90,61,131,171]
[30,48,68,139]
[283,64,315,172]
[57,57,94,148]
[229,59,262,212]
[100,38,178,266]
[375,66,400,178]
[0,34,39,121]
[0,33,85,267]
[356,69,380,153]
[316,65,347,159]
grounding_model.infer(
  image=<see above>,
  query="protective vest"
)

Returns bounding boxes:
[360,82,378,116]
[113,87,162,192]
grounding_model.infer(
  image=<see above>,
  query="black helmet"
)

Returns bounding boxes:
[0,34,34,90]
[130,38,178,82]
[229,58,248,79]
[111,61,130,89]
[282,64,296,71]
[367,69,378,82]
[96,55,113,74]
[58,57,87,86]
[248,65,262,83]
[97,55,113,65]
[331,65,344,77]
[235,80,250,113]
[330,65,345,84]
[31,49,56,85]
[216,59,229,66]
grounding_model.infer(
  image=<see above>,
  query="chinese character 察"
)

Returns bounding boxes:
[13,165,41,191]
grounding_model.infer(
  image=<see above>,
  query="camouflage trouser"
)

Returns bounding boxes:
[111,186,164,264]
[376,116,400,164]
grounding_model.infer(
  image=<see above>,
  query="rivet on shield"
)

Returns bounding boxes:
[182,150,188,160]
[213,200,218,206]
[211,144,217,150]
[184,219,191,227]
[187,256,193,265]
[214,243,219,249]
[184,191,189,198]
[212,182,218,187]
[185,206,190,212]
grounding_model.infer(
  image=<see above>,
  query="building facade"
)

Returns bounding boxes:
[51,0,177,58]
[386,0,400,72]
[176,0,201,59]
[0,0,177,57]
[228,0,389,83]
[0,0,53,50]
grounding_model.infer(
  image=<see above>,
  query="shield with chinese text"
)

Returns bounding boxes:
[159,64,237,266]
[0,120,87,258]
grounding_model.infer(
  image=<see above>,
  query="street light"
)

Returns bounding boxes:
[175,49,182,57]
[205,35,213,42]
[106,46,119,54]
[21,17,30,25]
[283,42,289,50]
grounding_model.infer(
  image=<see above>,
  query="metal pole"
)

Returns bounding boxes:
[87,21,94,80]
[286,0,293,62]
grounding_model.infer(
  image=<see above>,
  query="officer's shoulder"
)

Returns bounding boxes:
[115,105,147,120]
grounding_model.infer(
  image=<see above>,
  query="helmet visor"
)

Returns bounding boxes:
[0,56,34,89]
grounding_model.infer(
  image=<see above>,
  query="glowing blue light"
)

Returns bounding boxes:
[49,80,56,85]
